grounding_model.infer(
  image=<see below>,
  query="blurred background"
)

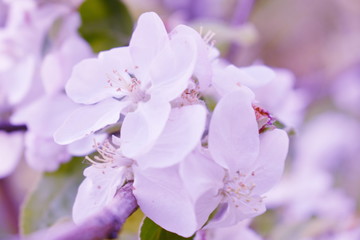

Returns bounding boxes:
[1,0,360,239]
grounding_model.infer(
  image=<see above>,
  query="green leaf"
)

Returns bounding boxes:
[78,0,133,52]
[20,157,86,235]
[139,217,194,240]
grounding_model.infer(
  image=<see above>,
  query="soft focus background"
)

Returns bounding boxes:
[1,0,360,239]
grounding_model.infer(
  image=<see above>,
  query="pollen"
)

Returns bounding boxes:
[222,170,259,209]
[84,139,132,168]
[199,26,216,49]
[106,68,149,103]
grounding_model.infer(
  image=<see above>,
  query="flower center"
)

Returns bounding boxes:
[222,170,261,210]
[253,104,275,133]
[200,27,216,49]
[85,139,133,168]
[107,68,150,103]
[171,81,202,107]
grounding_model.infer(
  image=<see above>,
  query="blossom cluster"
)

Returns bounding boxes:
[51,11,289,237]
[0,0,94,175]
[6,0,359,239]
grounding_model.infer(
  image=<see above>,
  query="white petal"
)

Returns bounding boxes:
[65,58,113,104]
[73,165,125,224]
[240,65,275,89]
[149,34,197,101]
[206,219,263,240]
[24,133,70,172]
[171,25,213,90]
[121,97,171,158]
[133,165,198,237]
[41,35,93,95]
[65,47,132,105]
[180,149,224,227]
[209,88,259,173]
[11,94,78,137]
[206,197,266,229]
[129,12,169,69]
[66,133,107,156]
[251,129,289,195]
[213,65,275,97]
[136,104,207,169]
[54,98,129,144]
[3,55,36,104]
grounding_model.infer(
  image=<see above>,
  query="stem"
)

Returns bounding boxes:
[0,178,19,234]
[26,182,138,240]
[226,0,256,62]
[231,0,255,26]
[0,123,27,133]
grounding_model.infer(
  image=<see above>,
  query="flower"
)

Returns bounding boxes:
[54,12,200,160]
[207,88,289,227]
[177,88,289,230]
[72,104,207,231]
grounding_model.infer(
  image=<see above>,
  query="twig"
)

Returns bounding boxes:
[27,182,138,240]
[0,178,19,234]
[0,123,27,133]
[226,0,256,62]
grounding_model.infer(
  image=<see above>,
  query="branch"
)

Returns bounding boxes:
[226,0,256,62]
[0,123,27,132]
[27,182,138,240]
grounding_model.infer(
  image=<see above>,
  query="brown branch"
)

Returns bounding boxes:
[0,123,27,132]
[26,182,138,240]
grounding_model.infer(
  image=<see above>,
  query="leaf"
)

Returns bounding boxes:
[139,217,194,240]
[117,209,144,240]
[78,0,133,52]
[20,157,86,235]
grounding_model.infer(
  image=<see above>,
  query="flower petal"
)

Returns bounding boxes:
[41,35,93,96]
[251,129,289,195]
[213,65,275,96]
[65,47,133,105]
[133,165,198,237]
[54,98,129,144]
[11,94,78,137]
[171,25,213,90]
[209,88,259,173]
[149,34,197,101]
[65,58,115,104]
[24,133,70,172]
[121,97,171,158]
[72,165,125,223]
[180,149,224,228]
[240,65,275,89]
[66,133,107,156]
[135,104,207,169]
[206,197,266,229]
[130,12,169,69]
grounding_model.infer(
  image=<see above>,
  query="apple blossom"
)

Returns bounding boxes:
[54,12,199,156]
[206,89,288,228]
[72,104,207,232]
